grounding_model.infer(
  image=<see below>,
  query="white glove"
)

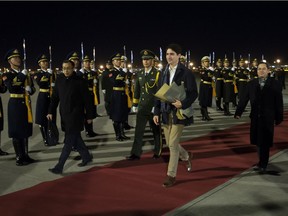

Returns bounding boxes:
[51,82,55,87]
[131,106,138,113]
[47,68,53,74]
[25,85,31,93]
[122,68,127,73]
[21,69,27,75]
[102,89,106,94]
[151,107,155,114]
[80,68,85,73]
[208,66,214,71]
[93,78,98,84]
[125,79,130,85]
[231,67,235,71]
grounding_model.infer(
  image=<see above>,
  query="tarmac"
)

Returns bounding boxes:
[0,75,287,216]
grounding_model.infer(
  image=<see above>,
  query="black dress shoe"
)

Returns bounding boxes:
[48,167,63,174]
[126,154,140,161]
[78,155,93,167]
[16,158,29,166]
[86,131,98,137]
[0,149,9,156]
[258,167,267,174]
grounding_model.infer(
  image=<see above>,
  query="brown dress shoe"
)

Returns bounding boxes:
[186,151,193,172]
[162,175,176,188]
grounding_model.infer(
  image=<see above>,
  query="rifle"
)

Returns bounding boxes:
[92,46,99,105]
[81,42,84,69]
[23,38,33,123]
[49,45,54,97]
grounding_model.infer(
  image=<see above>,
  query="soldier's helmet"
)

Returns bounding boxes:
[83,55,91,62]
[201,56,210,62]
[224,58,229,63]
[110,53,122,62]
[121,55,128,62]
[140,49,155,60]
[36,54,48,64]
[239,58,244,63]
[66,51,80,61]
[216,58,222,64]
[5,49,21,61]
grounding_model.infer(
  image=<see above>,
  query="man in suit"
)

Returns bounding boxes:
[126,49,162,160]
[153,44,198,187]
[47,60,93,174]
[234,62,283,174]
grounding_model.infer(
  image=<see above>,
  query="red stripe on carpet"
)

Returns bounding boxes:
[0,113,287,216]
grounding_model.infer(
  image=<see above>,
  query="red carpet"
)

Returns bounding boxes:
[0,113,287,216]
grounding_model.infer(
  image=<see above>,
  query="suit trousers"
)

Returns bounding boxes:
[162,114,189,177]
[54,132,90,171]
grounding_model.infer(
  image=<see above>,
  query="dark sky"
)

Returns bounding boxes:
[1,1,288,69]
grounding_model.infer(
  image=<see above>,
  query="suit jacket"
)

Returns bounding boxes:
[49,72,94,134]
[154,63,198,125]
[235,77,283,147]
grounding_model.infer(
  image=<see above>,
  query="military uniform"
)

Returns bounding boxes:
[214,59,224,111]
[198,56,213,121]
[249,59,258,79]
[34,54,56,145]
[3,49,36,165]
[222,58,235,115]
[109,53,130,141]
[127,50,162,160]
[0,73,8,155]
[235,58,249,101]
[73,54,98,137]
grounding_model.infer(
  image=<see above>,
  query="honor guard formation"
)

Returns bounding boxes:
[0,42,285,187]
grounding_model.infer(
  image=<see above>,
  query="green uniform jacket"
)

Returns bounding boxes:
[133,67,160,114]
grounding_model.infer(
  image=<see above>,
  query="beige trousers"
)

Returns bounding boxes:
[162,115,189,177]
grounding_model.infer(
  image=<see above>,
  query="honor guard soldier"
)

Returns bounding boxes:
[214,59,224,111]
[222,58,235,116]
[250,58,258,79]
[0,68,8,155]
[101,60,114,115]
[34,54,56,145]
[108,53,130,141]
[198,56,214,121]
[2,49,36,165]
[78,55,98,137]
[180,55,186,65]
[126,49,162,160]
[120,55,133,130]
[235,58,249,104]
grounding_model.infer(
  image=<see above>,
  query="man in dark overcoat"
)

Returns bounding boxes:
[2,49,36,166]
[47,60,94,174]
[235,62,283,174]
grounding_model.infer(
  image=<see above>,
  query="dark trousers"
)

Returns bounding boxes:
[131,113,161,157]
[54,132,90,171]
[257,145,270,169]
[105,101,111,116]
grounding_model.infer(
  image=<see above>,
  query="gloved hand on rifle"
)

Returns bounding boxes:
[21,69,28,75]
[47,68,53,74]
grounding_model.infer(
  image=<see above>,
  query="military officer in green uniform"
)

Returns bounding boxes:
[249,58,258,80]
[126,49,162,160]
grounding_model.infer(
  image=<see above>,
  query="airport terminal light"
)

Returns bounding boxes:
[99,65,104,70]
[245,60,248,64]
[276,59,280,64]
[127,64,132,69]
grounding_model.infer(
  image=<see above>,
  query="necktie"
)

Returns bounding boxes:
[166,69,170,85]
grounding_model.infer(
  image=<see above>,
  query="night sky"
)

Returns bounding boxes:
[1,1,288,69]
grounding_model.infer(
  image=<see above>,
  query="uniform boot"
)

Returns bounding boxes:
[39,125,48,145]
[224,103,232,116]
[85,122,98,137]
[204,107,213,121]
[12,139,28,166]
[120,123,130,140]
[113,122,123,141]
[216,98,224,111]
[200,108,206,121]
[24,138,36,163]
